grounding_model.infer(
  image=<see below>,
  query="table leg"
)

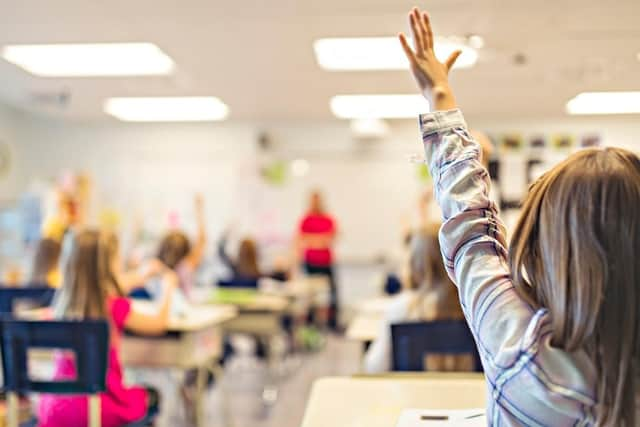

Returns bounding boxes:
[209,362,234,427]
[194,366,206,427]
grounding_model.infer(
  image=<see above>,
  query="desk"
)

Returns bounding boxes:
[122,302,237,368]
[346,313,382,344]
[356,296,393,316]
[211,289,289,336]
[122,302,237,427]
[346,297,393,346]
[301,374,487,427]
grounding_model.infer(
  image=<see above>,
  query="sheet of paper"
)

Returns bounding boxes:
[396,409,486,427]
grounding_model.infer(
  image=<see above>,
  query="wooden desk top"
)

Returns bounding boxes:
[301,375,487,427]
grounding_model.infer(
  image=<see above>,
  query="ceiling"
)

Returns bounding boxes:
[0,0,638,122]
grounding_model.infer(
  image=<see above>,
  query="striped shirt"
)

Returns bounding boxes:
[419,109,598,426]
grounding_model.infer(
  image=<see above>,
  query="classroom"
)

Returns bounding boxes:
[0,1,639,426]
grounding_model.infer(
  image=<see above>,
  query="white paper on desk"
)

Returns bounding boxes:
[396,409,486,427]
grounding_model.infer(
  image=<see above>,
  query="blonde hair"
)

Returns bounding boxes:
[53,229,123,319]
[408,223,463,321]
[509,147,640,426]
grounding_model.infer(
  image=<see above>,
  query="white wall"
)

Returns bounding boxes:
[5,106,640,311]
[8,109,640,259]
[0,103,27,199]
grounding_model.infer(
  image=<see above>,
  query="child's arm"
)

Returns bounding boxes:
[399,9,538,371]
[217,231,237,275]
[186,194,207,269]
[124,271,177,335]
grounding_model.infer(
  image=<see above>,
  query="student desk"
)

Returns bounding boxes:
[122,302,238,427]
[346,297,393,349]
[121,302,237,367]
[301,374,487,427]
[211,289,289,336]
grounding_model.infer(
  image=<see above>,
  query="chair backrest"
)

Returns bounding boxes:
[217,277,259,289]
[0,319,109,394]
[391,320,483,372]
[0,287,56,314]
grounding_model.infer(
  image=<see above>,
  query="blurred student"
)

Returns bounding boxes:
[363,224,470,373]
[296,190,339,330]
[38,230,177,427]
[155,195,206,299]
[29,238,62,288]
[398,8,640,424]
[218,232,290,282]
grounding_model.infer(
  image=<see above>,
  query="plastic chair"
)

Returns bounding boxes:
[0,319,109,427]
[0,287,55,314]
[217,277,259,289]
[391,320,483,372]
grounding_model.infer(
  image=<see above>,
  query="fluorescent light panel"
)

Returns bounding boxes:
[566,92,640,115]
[330,95,429,119]
[1,43,174,77]
[314,37,477,71]
[104,97,229,122]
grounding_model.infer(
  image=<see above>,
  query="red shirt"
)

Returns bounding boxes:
[299,213,336,266]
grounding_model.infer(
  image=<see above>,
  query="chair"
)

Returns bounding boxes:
[217,277,259,289]
[0,319,109,427]
[391,320,483,372]
[0,287,55,314]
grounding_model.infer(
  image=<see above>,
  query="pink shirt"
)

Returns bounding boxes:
[38,298,147,427]
[299,213,336,266]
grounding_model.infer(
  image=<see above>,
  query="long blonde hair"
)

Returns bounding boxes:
[408,223,463,320]
[509,147,640,426]
[53,229,123,319]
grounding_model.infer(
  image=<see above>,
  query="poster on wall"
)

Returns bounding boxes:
[580,134,601,148]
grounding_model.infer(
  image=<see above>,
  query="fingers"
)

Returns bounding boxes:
[398,33,417,65]
[409,9,424,52]
[422,12,434,50]
[445,50,462,71]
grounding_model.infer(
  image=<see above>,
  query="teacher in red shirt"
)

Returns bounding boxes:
[297,190,339,331]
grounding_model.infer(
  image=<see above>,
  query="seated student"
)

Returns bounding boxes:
[218,232,289,282]
[29,238,62,288]
[38,229,177,427]
[398,8,640,424]
[155,195,206,300]
[363,224,471,373]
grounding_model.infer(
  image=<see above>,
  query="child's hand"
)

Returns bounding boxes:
[398,8,461,111]
[194,194,204,213]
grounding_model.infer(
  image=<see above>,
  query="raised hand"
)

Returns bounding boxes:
[398,8,460,111]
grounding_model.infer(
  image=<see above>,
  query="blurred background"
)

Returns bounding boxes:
[0,1,638,426]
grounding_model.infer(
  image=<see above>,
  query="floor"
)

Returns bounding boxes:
[133,334,363,427]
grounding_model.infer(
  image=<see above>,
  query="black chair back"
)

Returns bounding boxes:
[0,319,109,394]
[391,320,483,372]
[217,277,259,289]
[0,287,55,314]
[0,318,109,427]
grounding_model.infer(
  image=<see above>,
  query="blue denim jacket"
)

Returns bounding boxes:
[419,109,598,426]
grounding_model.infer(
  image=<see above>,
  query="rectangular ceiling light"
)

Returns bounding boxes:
[104,97,229,122]
[330,94,429,119]
[566,92,640,115]
[1,43,174,77]
[314,37,477,71]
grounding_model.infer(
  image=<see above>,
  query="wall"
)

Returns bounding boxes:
[0,103,26,199]
[5,105,640,311]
